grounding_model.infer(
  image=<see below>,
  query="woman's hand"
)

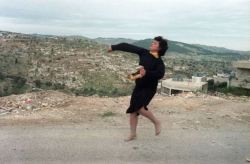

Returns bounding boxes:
[139,66,146,77]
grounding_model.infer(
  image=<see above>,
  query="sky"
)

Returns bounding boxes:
[0,0,249,51]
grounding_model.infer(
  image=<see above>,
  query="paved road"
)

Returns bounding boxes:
[0,124,250,164]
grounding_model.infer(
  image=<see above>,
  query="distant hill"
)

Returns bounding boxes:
[132,39,249,59]
[94,37,136,45]
[193,44,250,56]
[93,37,249,60]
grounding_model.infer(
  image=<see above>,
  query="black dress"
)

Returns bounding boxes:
[111,43,165,115]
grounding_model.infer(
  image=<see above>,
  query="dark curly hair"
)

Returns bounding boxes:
[154,36,168,56]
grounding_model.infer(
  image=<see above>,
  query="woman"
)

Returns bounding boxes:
[108,36,168,141]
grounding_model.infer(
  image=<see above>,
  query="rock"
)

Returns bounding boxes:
[0,91,72,116]
[25,104,33,110]
[0,111,9,116]
[133,146,138,150]
[41,103,48,107]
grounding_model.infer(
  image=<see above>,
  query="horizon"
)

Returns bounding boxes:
[0,0,249,51]
[1,29,249,52]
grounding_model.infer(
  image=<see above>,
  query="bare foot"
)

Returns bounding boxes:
[155,121,161,136]
[124,134,137,142]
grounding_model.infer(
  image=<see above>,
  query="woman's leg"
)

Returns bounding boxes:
[138,107,161,135]
[125,112,138,141]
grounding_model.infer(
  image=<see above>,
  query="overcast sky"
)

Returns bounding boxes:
[0,0,249,50]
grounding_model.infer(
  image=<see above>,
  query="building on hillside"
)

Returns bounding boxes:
[230,60,250,89]
[213,73,230,88]
[160,74,208,95]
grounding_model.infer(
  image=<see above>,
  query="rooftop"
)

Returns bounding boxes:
[232,60,250,69]
[162,78,207,92]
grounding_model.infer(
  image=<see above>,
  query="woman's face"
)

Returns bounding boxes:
[150,40,160,52]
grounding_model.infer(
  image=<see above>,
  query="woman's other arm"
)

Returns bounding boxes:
[144,60,165,80]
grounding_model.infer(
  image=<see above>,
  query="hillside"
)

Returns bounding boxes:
[1,30,249,97]
[94,37,250,79]
[0,31,140,97]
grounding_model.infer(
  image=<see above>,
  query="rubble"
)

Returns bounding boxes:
[0,90,72,116]
[177,92,196,98]
[174,91,250,102]
[213,92,250,102]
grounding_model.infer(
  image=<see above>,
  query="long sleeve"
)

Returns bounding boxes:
[145,60,165,80]
[111,43,147,56]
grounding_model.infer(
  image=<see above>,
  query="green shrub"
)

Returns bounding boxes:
[101,111,116,117]
[45,81,52,87]
[72,85,131,97]
[217,86,250,96]
[53,83,65,90]
[34,80,42,88]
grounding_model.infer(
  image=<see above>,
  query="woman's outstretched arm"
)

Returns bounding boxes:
[108,43,147,56]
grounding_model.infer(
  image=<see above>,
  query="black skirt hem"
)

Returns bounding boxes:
[126,86,157,116]
[126,105,149,116]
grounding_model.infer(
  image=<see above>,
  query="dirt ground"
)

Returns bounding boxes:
[0,91,250,163]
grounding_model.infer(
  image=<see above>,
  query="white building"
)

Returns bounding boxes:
[230,60,250,89]
[160,75,208,95]
[213,73,230,87]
